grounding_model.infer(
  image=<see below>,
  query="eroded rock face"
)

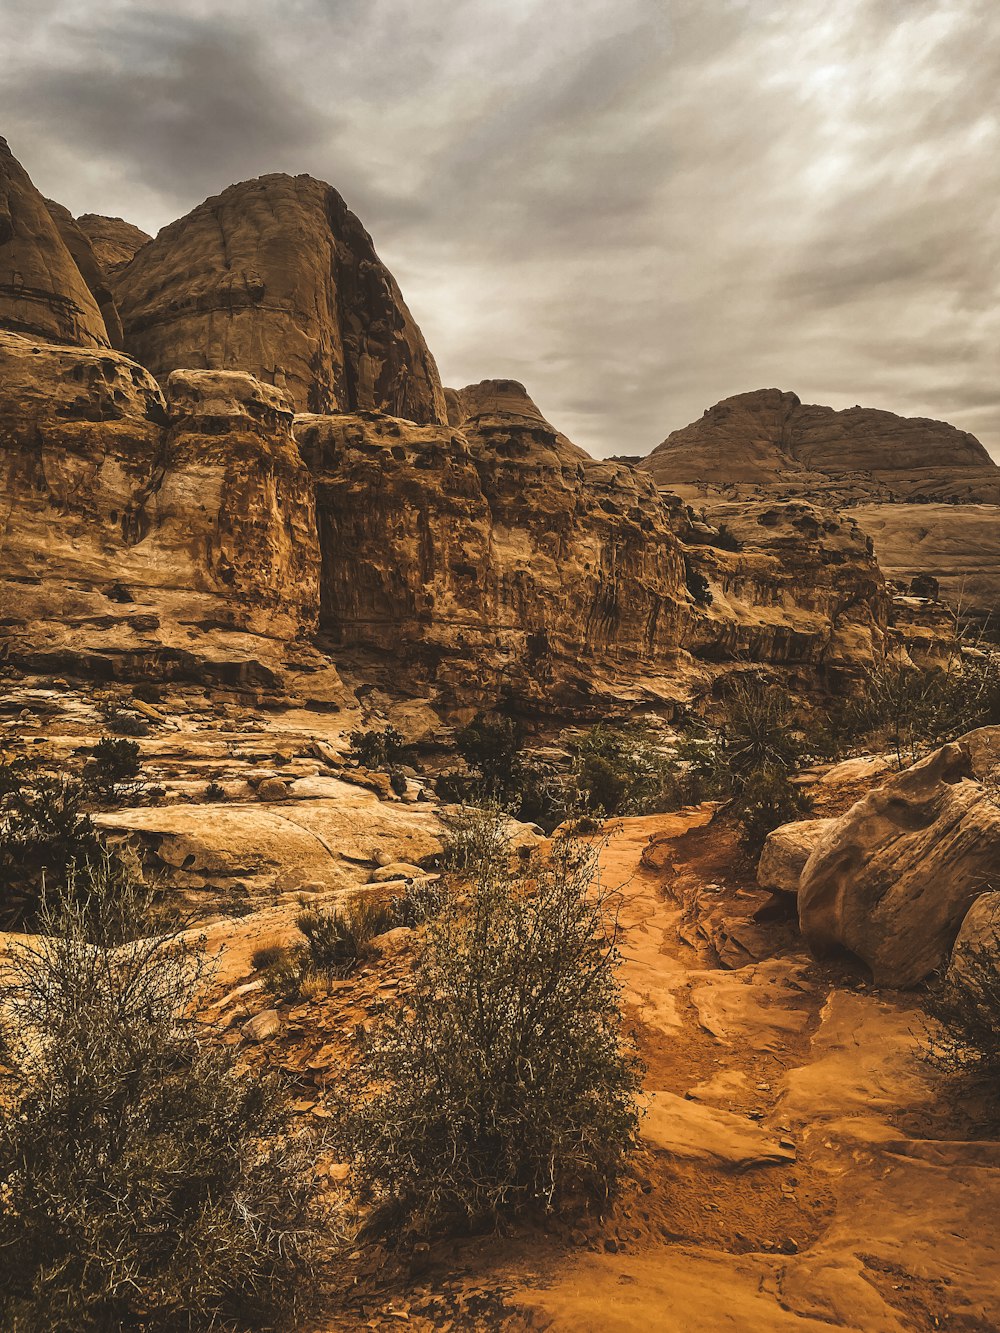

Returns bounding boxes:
[0,331,321,685]
[0,137,110,348]
[75,213,151,275]
[43,198,124,348]
[643,388,1000,504]
[112,173,448,422]
[297,382,691,709]
[674,498,889,674]
[797,740,1000,986]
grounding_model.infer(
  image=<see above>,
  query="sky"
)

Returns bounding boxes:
[3,0,998,460]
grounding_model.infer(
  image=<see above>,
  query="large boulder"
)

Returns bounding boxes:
[797,741,1000,987]
[112,173,448,423]
[947,891,1000,996]
[0,137,110,348]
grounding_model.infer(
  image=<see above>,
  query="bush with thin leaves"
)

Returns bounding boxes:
[333,813,643,1237]
[0,772,104,929]
[0,858,325,1332]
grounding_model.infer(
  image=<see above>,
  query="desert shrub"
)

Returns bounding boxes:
[728,765,812,855]
[846,651,1000,768]
[389,769,408,797]
[455,711,525,801]
[99,701,151,737]
[396,875,448,926]
[569,723,676,816]
[0,864,322,1332]
[204,779,227,801]
[297,895,397,973]
[350,725,405,770]
[0,773,104,929]
[925,908,1000,1119]
[438,801,514,873]
[88,735,144,805]
[252,943,288,972]
[333,818,643,1236]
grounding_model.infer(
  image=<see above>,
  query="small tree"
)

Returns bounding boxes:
[88,736,145,805]
[334,813,643,1236]
[570,724,675,816]
[0,859,323,1331]
[0,773,104,929]
[455,711,525,803]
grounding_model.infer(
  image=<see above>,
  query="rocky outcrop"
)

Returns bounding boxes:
[797,738,1000,986]
[947,890,1000,996]
[75,213,151,275]
[112,173,448,422]
[43,198,124,347]
[0,137,110,348]
[643,388,1000,504]
[675,498,889,675]
[757,818,837,895]
[297,383,691,710]
[0,330,323,687]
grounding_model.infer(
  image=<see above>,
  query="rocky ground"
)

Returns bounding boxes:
[3,677,999,1330]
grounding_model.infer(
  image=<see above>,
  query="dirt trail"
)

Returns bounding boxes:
[510,810,1000,1333]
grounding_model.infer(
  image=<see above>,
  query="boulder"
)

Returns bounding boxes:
[798,742,1000,987]
[112,172,447,422]
[947,891,1000,995]
[242,1008,281,1043]
[758,818,837,894]
[0,137,110,347]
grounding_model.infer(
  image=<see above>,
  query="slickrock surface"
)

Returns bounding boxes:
[75,213,151,274]
[853,501,1000,614]
[0,137,110,347]
[112,173,448,421]
[0,331,326,689]
[643,387,1000,504]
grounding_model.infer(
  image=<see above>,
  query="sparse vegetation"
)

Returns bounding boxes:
[350,725,405,770]
[925,903,1000,1121]
[569,723,676,816]
[454,710,526,804]
[684,554,713,606]
[333,813,643,1237]
[258,894,399,1001]
[88,735,145,804]
[0,858,323,1332]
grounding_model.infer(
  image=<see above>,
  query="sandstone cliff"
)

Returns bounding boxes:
[111,173,448,423]
[43,198,125,348]
[643,388,1000,504]
[0,330,324,689]
[0,137,110,348]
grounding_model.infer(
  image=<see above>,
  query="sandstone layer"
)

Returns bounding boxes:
[112,173,448,422]
[643,388,1000,504]
[0,137,110,348]
[43,198,125,348]
[0,330,324,688]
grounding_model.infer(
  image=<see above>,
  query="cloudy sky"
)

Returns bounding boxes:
[4,0,998,459]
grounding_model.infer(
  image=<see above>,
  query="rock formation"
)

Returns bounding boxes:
[43,198,125,348]
[0,329,324,688]
[75,213,151,274]
[643,388,1000,504]
[111,173,448,422]
[0,137,110,348]
[796,738,1000,986]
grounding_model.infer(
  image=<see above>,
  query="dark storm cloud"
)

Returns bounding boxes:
[3,0,998,458]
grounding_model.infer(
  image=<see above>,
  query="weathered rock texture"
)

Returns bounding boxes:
[0,137,110,348]
[673,498,889,674]
[797,739,1000,986]
[43,198,125,348]
[76,213,151,275]
[112,173,448,422]
[757,818,837,895]
[0,330,323,686]
[643,388,1000,504]
[297,381,691,709]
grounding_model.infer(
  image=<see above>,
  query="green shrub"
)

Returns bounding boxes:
[297,895,397,974]
[728,765,811,855]
[88,736,144,805]
[333,818,643,1237]
[570,723,676,816]
[396,875,448,926]
[455,711,526,803]
[349,726,405,770]
[204,779,227,801]
[0,863,323,1331]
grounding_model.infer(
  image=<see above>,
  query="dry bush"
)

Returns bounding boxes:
[925,905,1000,1122]
[333,813,643,1237]
[0,859,325,1331]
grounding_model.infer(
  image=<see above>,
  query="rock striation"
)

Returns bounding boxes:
[643,388,1000,504]
[111,173,448,422]
[43,198,125,348]
[0,137,110,348]
[796,737,1000,987]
